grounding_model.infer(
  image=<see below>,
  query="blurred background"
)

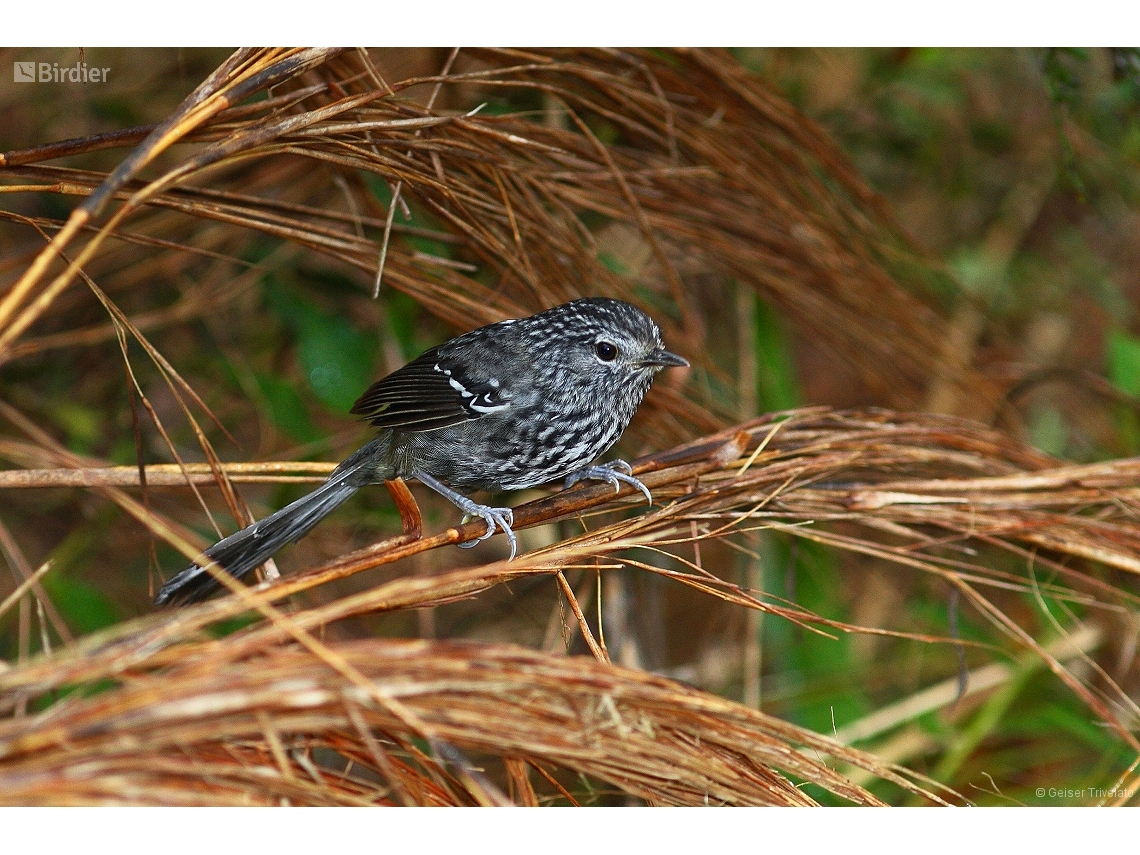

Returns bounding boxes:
[2,47,1140,804]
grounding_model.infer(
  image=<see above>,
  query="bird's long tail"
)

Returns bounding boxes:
[155,441,388,606]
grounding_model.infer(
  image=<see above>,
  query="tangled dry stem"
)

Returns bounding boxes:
[3,408,1140,803]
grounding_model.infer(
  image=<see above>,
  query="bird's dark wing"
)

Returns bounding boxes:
[349,345,511,431]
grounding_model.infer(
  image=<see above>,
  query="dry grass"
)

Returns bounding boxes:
[0,634,933,806]
[2,48,1139,805]
[4,408,1140,804]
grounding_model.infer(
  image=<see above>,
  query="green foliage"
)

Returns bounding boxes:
[1042,48,1090,109]
[1042,48,1092,197]
[206,613,262,638]
[29,678,120,714]
[1106,329,1140,454]
[40,572,120,637]
[762,536,865,733]
[89,96,142,127]
[1027,405,1070,457]
[46,400,104,455]
[382,288,429,362]
[598,251,628,276]
[264,282,377,415]
[1106,329,1140,398]
[251,371,323,445]
[752,298,800,411]
[0,509,123,657]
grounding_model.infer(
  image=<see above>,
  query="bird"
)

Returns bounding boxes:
[154,297,688,606]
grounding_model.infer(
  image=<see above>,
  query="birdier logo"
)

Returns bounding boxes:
[13,60,109,83]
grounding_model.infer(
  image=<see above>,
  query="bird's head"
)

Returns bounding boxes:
[524,298,688,399]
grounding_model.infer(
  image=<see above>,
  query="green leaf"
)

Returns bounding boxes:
[753,298,801,411]
[296,319,375,413]
[949,246,1004,299]
[49,401,103,455]
[41,573,120,637]
[1106,329,1140,454]
[254,372,322,444]
[383,288,426,362]
[265,285,377,414]
[207,613,262,638]
[1107,329,1140,397]
[1027,406,1069,457]
[405,233,453,260]
[598,251,629,276]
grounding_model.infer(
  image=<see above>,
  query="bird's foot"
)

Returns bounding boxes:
[565,459,653,505]
[414,471,518,560]
[457,503,516,559]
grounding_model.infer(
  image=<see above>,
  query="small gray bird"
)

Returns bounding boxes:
[155,297,687,605]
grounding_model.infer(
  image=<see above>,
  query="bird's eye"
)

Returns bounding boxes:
[595,341,618,362]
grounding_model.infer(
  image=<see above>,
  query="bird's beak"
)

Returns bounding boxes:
[641,348,689,369]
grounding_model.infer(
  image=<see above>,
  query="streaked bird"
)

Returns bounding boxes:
[156,297,687,606]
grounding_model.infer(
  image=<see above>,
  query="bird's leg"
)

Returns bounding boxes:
[564,459,653,505]
[414,471,517,560]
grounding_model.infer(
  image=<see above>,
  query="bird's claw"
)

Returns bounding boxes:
[565,460,653,505]
[415,471,519,561]
[459,505,517,560]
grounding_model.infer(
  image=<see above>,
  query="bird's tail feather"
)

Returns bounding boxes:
[155,472,361,606]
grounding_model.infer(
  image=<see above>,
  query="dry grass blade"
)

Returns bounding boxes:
[0,461,333,489]
[1,47,981,426]
[0,636,943,806]
[0,50,344,357]
[2,406,1137,804]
